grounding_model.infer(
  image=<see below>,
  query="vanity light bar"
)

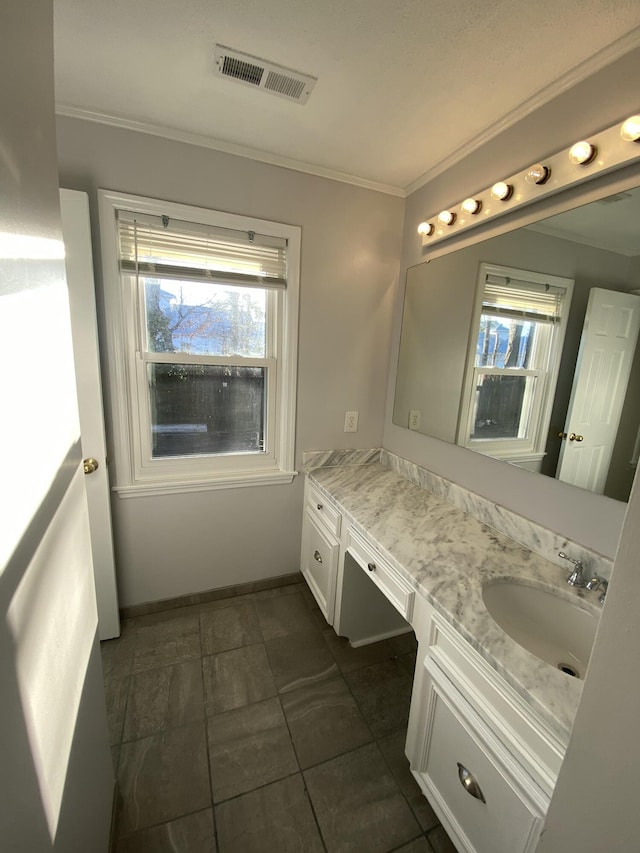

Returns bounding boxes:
[418,113,640,247]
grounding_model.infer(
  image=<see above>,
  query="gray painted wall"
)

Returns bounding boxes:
[56,118,404,605]
[384,46,640,559]
[386,44,640,851]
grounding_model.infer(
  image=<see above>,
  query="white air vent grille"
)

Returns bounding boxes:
[214,45,316,104]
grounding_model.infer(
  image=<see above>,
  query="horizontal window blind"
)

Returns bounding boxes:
[483,273,564,324]
[117,210,287,289]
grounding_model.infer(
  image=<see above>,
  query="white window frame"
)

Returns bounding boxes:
[458,263,573,464]
[98,190,300,497]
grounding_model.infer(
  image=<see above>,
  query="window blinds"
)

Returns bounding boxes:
[117,210,288,289]
[482,273,564,324]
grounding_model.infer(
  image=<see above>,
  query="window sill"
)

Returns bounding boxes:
[113,469,298,498]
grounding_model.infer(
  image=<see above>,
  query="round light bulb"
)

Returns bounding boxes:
[417,221,434,236]
[568,140,596,165]
[461,198,481,215]
[620,115,640,143]
[490,181,512,201]
[524,164,550,185]
[437,210,456,226]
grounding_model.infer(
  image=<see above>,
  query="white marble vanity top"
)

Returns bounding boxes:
[306,453,603,743]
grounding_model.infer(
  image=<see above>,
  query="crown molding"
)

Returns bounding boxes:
[404,27,640,197]
[55,104,406,198]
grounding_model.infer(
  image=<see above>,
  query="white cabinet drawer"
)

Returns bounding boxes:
[428,614,563,794]
[346,527,414,621]
[420,683,544,853]
[306,482,341,537]
[301,510,339,623]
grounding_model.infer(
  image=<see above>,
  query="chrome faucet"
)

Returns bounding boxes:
[586,575,609,605]
[558,551,586,587]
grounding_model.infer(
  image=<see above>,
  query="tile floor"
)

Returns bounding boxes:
[102,581,457,853]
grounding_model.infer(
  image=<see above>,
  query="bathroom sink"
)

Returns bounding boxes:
[482,580,599,679]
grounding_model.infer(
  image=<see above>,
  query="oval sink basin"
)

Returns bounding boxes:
[482,581,599,679]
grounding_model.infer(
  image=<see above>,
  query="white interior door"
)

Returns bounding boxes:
[60,189,120,639]
[557,288,640,493]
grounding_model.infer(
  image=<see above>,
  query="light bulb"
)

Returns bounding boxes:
[568,141,596,165]
[417,221,434,236]
[461,198,481,215]
[525,164,550,185]
[620,116,640,143]
[437,210,456,226]
[490,182,512,201]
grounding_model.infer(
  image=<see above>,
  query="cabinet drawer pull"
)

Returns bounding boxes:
[367,562,376,572]
[317,503,323,510]
[457,763,486,803]
[313,550,323,564]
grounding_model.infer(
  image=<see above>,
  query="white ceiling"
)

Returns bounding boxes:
[53,0,640,194]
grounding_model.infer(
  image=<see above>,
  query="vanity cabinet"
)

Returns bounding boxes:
[300,481,341,623]
[301,469,568,853]
[407,602,562,853]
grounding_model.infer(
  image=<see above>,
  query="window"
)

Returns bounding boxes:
[98,191,300,495]
[458,263,573,464]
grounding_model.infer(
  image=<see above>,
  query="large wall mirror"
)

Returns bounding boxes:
[393,185,640,503]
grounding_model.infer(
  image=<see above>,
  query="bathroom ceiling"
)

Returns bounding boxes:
[53,0,640,194]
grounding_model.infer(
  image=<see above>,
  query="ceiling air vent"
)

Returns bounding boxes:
[214,45,316,105]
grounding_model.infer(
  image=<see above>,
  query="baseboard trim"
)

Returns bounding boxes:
[120,572,303,619]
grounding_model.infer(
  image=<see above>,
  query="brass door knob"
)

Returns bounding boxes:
[568,433,584,442]
[83,458,99,474]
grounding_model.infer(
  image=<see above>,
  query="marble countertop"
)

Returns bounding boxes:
[307,459,601,743]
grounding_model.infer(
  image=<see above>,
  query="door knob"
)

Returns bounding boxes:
[83,458,99,474]
[568,433,584,442]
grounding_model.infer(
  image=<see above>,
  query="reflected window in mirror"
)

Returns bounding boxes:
[459,264,573,471]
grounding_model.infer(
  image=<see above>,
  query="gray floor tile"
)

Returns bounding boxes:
[117,722,211,835]
[254,583,304,600]
[299,585,331,629]
[104,676,129,746]
[123,659,204,742]
[304,742,420,853]
[345,658,414,737]
[101,623,136,680]
[201,600,262,655]
[378,729,440,831]
[323,630,395,673]
[395,838,434,852]
[400,650,418,676]
[427,824,458,853]
[215,774,324,853]
[207,697,298,802]
[111,744,121,776]
[116,809,216,852]
[266,630,339,693]
[281,676,373,768]
[132,611,201,673]
[255,591,322,640]
[199,592,255,612]
[388,631,418,657]
[203,644,277,714]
